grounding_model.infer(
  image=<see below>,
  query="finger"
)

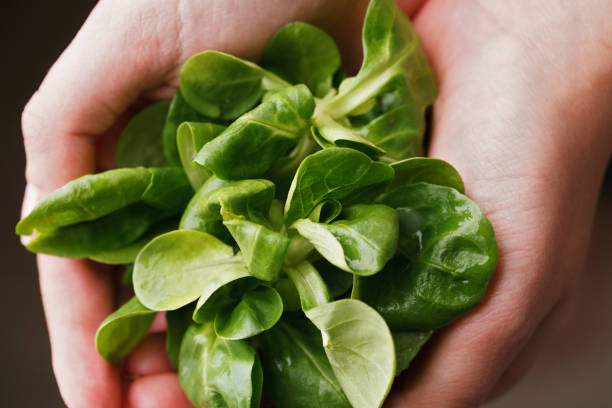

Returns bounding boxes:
[38,256,121,407]
[127,373,192,408]
[123,333,173,378]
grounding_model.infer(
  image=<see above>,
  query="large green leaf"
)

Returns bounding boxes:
[194,84,315,180]
[133,230,248,311]
[116,101,170,168]
[179,50,289,120]
[284,148,394,226]
[262,319,351,408]
[262,22,341,97]
[90,218,177,265]
[162,89,209,166]
[26,204,174,259]
[214,285,283,340]
[393,331,432,375]
[354,183,498,330]
[179,323,262,408]
[320,0,436,118]
[292,204,398,276]
[177,121,226,189]
[305,299,395,408]
[180,176,231,241]
[95,297,156,364]
[285,261,332,311]
[17,167,192,235]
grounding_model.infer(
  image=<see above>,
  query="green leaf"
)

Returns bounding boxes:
[122,264,134,287]
[262,22,341,97]
[179,322,262,408]
[305,299,395,408]
[116,101,170,168]
[193,84,315,180]
[214,285,283,340]
[162,89,209,167]
[166,304,195,370]
[26,203,174,259]
[192,274,255,325]
[292,204,398,276]
[274,277,301,312]
[180,179,276,246]
[354,183,498,330]
[179,50,289,120]
[95,297,156,364]
[390,157,465,193]
[177,121,226,189]
[223,217,289,281]
[180,176,231,241]
[262,319,351,408]
[133,230,248,311]
[393,331,432,375]
[313,259,354,298]
[17,167,192,236]
[285,261,332,311]
[284,148,394,226]
[90,218,177,265]
[321,0,437,118]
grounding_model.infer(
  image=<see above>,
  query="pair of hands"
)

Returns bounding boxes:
[21,0,612,407]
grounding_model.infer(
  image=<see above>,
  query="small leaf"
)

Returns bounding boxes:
[214,285,283,340]
[95,297,156,364]
[284,148,394,226]
[262,22,341,97]
[133,230,248,311]
[179,50,289,120]
[305,299,395,408]
[292,204,398,276]
[179,322,262,408]
[162,89,209,166]
[285,261,332,311]
[390,157,464,193]
[116,101,170,168]
[194,84,315,180]
[177,121,226,189]
[223,217,289,281]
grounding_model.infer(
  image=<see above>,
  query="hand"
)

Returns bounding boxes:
[386,0,612,406]
[22,1,612,407]
[21,1,362,406]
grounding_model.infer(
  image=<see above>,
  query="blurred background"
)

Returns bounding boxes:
[0,1,610,407]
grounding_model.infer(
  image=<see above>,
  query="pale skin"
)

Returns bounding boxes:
[21,0,612,407]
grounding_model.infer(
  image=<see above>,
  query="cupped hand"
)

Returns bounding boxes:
[22,0,612,407]
[21,1,362,406]
[387,0,612,407]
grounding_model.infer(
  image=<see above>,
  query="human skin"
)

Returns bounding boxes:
[20,0,612,407]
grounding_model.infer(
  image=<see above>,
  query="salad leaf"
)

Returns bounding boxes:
[95,297,156,364]
[284,148,394,226]
[393,331,432,375]
[306,299,395,408]
[179,322,262,408]
[166,304,196,370]
[262,319,351,408]
[262,22,341,97]
[285,261,332,311]
[177,121,226,189]
[292,204,398,276]
[179,50,289,120]
[116,100,170,168]
[194,84,315,180]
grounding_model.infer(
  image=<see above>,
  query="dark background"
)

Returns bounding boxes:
[1,1,610,408]
[1,1,96,406]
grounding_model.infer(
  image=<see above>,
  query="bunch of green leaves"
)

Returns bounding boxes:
[17,1,498,407]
